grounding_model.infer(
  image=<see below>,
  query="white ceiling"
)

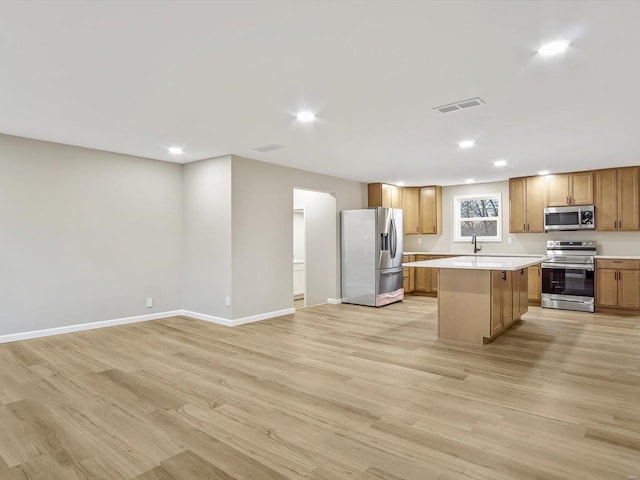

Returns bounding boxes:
[1,1,640,186]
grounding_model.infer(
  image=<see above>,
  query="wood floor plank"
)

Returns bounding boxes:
[0,297,638,479]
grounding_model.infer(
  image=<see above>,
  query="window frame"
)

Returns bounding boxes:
[453,193,502,243]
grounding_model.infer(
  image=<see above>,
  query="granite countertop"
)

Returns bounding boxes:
[403,255,548,271]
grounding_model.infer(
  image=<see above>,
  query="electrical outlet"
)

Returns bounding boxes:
[225,297,230,307]
[507,237,512,245]
[146,298,153,308]
[417,237,422,244]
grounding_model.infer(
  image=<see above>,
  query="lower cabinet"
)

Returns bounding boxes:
[402,255,415,293]
[491,270,513,335]
[413,255,444,294]
[527,265,541,303]
[293,262,305,299]
[596,259,640,309]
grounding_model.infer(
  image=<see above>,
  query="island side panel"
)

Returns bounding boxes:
[437,268,491,345]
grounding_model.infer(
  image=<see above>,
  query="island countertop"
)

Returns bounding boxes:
[403,255,548,271]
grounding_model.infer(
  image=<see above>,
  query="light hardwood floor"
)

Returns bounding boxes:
[0,297,639,479]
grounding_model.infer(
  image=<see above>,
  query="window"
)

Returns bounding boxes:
[453,193,502,242]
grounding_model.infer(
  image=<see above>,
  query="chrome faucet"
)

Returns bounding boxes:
[471,234,482,254]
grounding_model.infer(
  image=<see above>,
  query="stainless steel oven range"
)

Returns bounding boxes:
[541,240,596,312]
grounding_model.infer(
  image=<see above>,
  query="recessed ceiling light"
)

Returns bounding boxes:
[494,160,507,167]
[168,146,183,155]
[465,178,475,184]
[458,140,475,149]
[296,111,316,122]
[538,40,570,57]
[396,181,405,186]
[539,170,550,176]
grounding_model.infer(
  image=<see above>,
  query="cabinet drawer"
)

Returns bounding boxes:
[597,259,640,270]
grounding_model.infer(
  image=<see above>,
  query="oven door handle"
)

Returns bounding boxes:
[542,263,594,271]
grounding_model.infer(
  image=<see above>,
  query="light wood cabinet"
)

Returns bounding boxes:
[546,171,593,206]
[509,176,545,233]
[528,265,541,303]
[368,183,402,208]
[491,270,512,336]
[419,186,442,235]
[512,268,529,321]
[402,255,415,293]
[413,255,430,292]
[596,259,640,309]
[402,187,420,234]
[595,168,640,231]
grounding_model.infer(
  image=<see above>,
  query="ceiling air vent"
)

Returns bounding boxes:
[434,97,485,114]
[253,144,284,152]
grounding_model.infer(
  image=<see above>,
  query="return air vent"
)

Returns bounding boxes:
[253,144,284,152]
[434,97,485,114]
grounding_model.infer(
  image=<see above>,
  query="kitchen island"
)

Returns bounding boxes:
[403,256,547,344]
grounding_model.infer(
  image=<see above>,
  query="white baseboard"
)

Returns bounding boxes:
[0,310,183,344]
[0,306,299,344]
[179,308,295,327]
[327,298,342,304]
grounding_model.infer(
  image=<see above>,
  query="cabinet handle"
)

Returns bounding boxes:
[433,226,435,233]
[416,226,419,232]
[523,223,526,231]
[619,220,622,229]
[502,271,507,281]
[615,271,618,280]
[527,223,530,231]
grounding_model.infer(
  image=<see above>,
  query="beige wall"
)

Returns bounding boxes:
[403,179,640,255]
[182,156,232,318]
[0,134,183,336]
[231,156,366,319]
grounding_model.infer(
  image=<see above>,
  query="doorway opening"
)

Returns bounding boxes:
[293,188,337,310]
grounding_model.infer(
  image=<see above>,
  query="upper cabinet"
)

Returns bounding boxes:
[509,176,545,233]
[595,167,640,231]
[419,186,442,235]
[402,187,420,234]
[546,171,594,206]
[368,183,402,209]
[369,183,442,235]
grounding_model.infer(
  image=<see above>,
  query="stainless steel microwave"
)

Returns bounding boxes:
[544,205,595,231]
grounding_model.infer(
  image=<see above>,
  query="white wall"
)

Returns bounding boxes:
[292,210,305,262]
[0,134,183,336]
[403,179,640,256]
[231,155,366,319]
[182,156,232,318]
[294,189,336,307]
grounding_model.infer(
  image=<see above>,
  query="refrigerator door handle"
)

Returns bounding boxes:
[389,218,397,259]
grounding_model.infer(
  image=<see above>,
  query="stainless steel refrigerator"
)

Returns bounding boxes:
[341,207,404,307]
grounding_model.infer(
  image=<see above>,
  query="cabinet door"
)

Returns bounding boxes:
[419,187,437,234]
[525,176,546,232]
[413,255,430,292]
[390,185,403,209]
[491,271,504,335]
[519,268,529,316]
[546,174,569,206]
[595,269,618,307]
[509,178,527,233]
[618,167,640,231]
[502,271,513,328]
[427,256,441,293]
[382,184,394,207]
[595,169,618,231]
[527,266,541,302]
[618,269,640,308]
[367,183,383,207]
[569,171,593,205]
[402,187,421,235]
